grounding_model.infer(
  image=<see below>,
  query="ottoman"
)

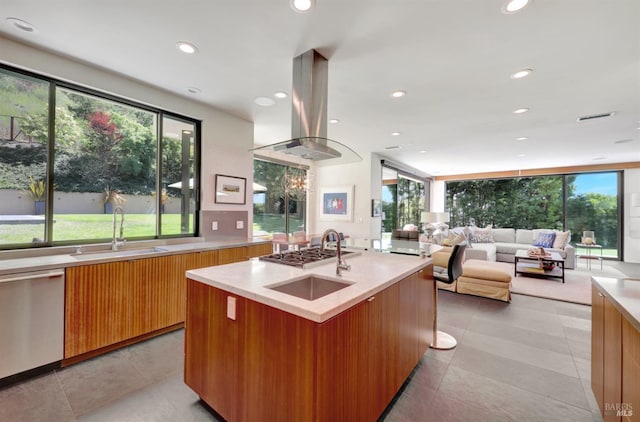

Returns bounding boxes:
[457,259,512,302]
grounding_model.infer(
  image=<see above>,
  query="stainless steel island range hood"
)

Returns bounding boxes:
[252,49,361,166]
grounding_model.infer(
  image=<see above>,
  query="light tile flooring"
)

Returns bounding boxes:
[1,291,603,422]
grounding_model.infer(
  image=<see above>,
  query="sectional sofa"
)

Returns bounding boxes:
[445,227,575,269]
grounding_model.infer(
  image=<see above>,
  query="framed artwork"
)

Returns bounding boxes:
[319,185,354,221]
[215,174,246,204]
[371,199,382,217]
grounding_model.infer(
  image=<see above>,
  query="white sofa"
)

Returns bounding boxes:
[445,227,575,269]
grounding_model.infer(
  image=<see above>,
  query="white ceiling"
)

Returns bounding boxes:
[1,0,639,176]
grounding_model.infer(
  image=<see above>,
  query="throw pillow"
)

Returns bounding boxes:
[534,232,556,248]
[553,230,571,249]
[470,225,494,243]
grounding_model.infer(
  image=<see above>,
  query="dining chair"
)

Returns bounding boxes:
[272,232,288,253]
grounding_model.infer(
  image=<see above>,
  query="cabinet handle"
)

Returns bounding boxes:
[598,292,604,297]
[367,296,375,302]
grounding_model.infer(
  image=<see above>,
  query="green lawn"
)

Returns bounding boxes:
[253,214,304,235]
[0,214,193,245]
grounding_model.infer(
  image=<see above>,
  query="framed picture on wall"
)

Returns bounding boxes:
[319,185,354,221]
[215,174,246,204]
[371,199,382,217]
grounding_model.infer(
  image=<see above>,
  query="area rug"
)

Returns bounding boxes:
[510,265,628,306]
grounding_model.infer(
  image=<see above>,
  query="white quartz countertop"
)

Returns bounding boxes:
[186,250,433,323]
[0,238,270,276]
[592,276,640,332]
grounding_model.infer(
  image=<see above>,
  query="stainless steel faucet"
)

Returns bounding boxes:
[320,228,351,276]
[112,206,126,251]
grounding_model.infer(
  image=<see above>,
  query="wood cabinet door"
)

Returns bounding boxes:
[246,243,272,259]
[184,280,241,421]
[398,266,434,382]
[369,281,400,419]
[622,318,640,421]
[592,285,605,414]
[604,296,622,421]
[137,255,192,334]
[194,250,218,268]
[317,299,370,422]
[240,299,316,422]
[218,246,247,265]
[65,262,134,358]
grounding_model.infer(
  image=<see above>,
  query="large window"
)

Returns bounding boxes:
[0,65,199,249]
[253,159,306,236]
[381,166,426,233]
[445,171,621,259]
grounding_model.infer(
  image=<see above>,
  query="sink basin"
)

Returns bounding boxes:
[71,247,167,261]
[267,275,353,301]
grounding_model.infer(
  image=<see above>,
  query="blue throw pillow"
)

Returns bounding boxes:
[534,232,556,248]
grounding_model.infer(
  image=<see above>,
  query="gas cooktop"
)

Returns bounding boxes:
[259,247,356,269]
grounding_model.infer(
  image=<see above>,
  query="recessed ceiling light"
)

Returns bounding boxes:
[254,96,275,106]
[502,0,531,14]
[329,119,340,124]
[290,0,314,13]
[274,91,288,99]
[176,41,198,54]
[384,145,401,150]
[517,153,526,157]
[391,90,406,98]
[419,150,427,154]
[593,155,607,161]
[513,108,529,114]
[614,139,634,144]
[186,87,201,94]
[6,17,38,33]
[511,69,533,79]
[391,132,401,136]
[515,136,528,141]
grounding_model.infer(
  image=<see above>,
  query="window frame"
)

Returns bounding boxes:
[0,63,201,249]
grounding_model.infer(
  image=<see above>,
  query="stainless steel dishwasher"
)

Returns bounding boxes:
[0,269,65,379]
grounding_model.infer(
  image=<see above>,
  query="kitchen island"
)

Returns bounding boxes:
[184,250,435,421]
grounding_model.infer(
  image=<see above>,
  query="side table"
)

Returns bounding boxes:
[576,243,603,270]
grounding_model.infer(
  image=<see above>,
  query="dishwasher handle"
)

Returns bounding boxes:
[0,270,65,284]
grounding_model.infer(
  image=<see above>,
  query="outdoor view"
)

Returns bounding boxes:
[381,168,426,234]
[0,66,197,248]
[253,159,306,236]
[446,172,620,259]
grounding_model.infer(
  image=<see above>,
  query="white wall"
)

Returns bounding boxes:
[311,153,374,240]
[1,35,254,236]
[431,181,446,212]
[624,169,640,263]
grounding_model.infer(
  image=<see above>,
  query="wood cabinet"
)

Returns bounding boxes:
[184,264,434,421]
[591,283,639,421]
[64,243,269,361]
[622,318,640,422]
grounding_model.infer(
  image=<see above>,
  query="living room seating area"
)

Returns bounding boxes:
[436,226,575,269]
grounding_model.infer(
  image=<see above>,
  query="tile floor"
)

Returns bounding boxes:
[0,291,603,422]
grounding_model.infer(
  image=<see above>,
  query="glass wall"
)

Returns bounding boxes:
[253,159,306,236]
[0,65,199,249]
[566,172,620,258]
[381,165,426,234]
[445,171,620,259]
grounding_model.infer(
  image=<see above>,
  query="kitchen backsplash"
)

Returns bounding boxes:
[201,210,248,241]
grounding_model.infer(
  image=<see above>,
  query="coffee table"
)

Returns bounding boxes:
[514,250,565,283]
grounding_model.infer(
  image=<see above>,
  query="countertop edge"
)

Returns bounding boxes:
[187,253,433,323]
[0,238,271,276]
[592,276,640,332]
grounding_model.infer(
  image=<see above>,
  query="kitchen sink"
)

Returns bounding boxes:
[71,247,167,261]
[266,275,353,301]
